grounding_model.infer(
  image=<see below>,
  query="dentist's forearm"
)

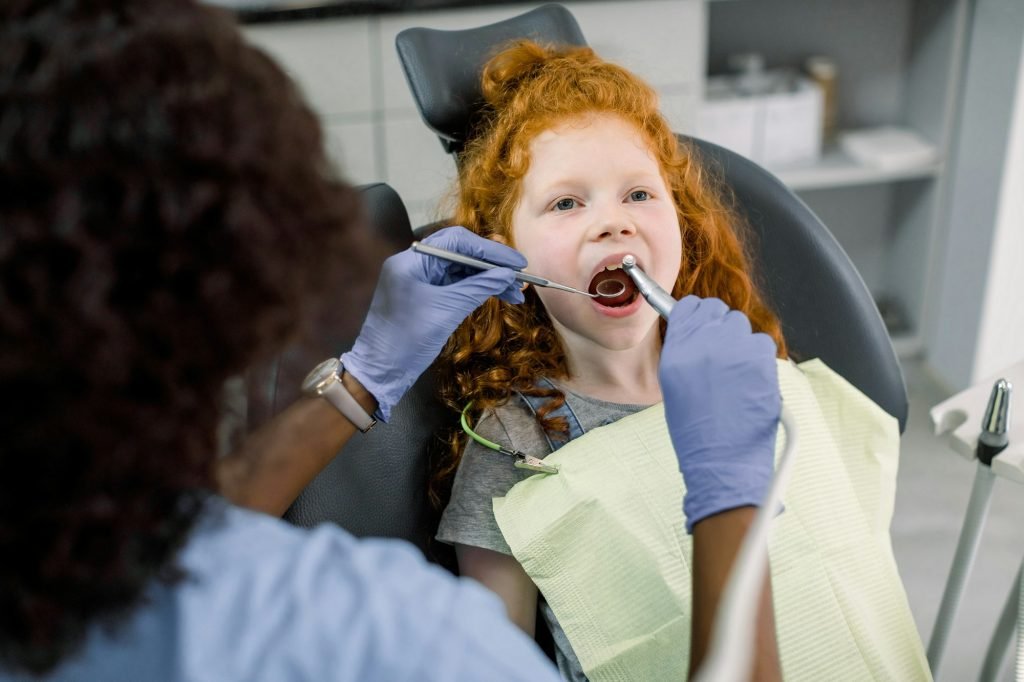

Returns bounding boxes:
[216,371,377,516]
[690,506,781,681]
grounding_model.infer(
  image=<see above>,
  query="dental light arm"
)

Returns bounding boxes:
[623,255,799,682]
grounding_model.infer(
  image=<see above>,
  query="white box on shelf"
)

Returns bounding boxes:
[760,80,823,168]
[696,79,758,159]
[839,126,938,171]
[696,75,823,169]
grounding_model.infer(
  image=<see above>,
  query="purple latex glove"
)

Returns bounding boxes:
[342,226,526,422]
[658,296,780,533]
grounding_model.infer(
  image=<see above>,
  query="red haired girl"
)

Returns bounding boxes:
[433,40,786,680]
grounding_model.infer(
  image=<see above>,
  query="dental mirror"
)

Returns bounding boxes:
[594,280,627,297]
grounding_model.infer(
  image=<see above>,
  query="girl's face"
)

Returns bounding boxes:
[509,113,683,354]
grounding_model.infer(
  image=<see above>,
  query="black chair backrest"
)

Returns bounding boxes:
[396,3,586,155]
[686,137,907,430]
[274,183,454,568]
[397,4,908,431]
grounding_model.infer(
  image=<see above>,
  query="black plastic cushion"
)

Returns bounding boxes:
[284,365,452,567]
[359,181,415,249]
[396,3,586,154]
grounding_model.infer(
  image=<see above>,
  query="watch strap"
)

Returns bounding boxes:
[320,368,377,433]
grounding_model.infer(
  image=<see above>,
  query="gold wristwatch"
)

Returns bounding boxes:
[301,358,377,433]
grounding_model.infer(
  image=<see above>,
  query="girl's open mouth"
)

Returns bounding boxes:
[588,265,639,308]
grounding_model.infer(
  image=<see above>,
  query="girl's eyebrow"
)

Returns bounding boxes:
[527,178,585,202]
[538,180,583,195]
[537,168,663,190]
[619,168,666,184]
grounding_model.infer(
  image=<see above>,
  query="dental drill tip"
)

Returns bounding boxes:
[981,379,1012,438]
[622,254,637,268]
[978,378,1012,464]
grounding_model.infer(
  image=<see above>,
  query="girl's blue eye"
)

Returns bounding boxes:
[630,190,649,202]
[554,198,576,211]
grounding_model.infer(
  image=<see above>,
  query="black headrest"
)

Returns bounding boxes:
[396,3,586,154]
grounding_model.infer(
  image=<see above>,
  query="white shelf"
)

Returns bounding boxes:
[772,147,943,192]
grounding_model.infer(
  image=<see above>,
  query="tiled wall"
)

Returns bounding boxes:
[244,0,705,227]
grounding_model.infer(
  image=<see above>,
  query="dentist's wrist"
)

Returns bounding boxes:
[340,369,378,421]
[337,351,393,422]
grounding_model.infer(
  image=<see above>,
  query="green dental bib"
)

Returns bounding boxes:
[493,359,931,681]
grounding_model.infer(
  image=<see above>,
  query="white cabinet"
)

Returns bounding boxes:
[705,0,971,354]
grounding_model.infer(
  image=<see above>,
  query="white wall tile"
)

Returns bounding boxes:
[324,120,380,185]
[570,0,705,90]
[659,88,700,134]
[382,116,458,208]
[244,18,375,117]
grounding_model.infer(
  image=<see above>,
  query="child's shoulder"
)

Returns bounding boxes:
[488,382,649,435]
[478,396,543,442]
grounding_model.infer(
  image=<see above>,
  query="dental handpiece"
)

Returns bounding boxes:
[977,378,1013,466]
[621,254,676,319]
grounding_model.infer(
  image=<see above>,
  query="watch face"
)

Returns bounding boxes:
[302,358,341,394]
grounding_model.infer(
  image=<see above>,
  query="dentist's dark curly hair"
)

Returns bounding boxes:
[0,0,371,673]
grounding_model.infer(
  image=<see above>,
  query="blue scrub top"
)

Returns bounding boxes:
[0,498,558,682]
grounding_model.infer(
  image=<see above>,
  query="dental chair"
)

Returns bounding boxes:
[390,5,913,672]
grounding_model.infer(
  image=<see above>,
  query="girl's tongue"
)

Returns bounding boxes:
[589,267,638,307]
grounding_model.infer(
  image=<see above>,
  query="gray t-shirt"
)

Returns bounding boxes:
[437,384,649,682]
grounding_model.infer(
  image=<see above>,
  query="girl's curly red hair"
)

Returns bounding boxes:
[431,40,786,506]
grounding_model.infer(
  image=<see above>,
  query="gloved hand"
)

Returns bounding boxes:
[658,296,780,533]
[342,226,526,421]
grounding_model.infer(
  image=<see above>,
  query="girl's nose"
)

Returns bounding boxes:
[594,214,638,240]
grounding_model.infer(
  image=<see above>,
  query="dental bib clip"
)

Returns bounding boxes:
[461,403,559,475]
